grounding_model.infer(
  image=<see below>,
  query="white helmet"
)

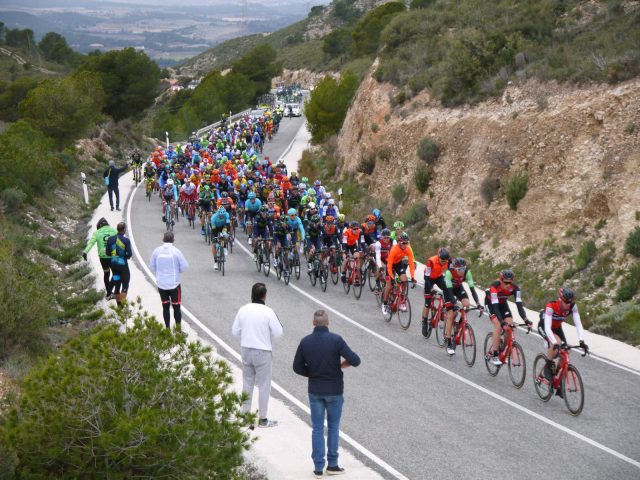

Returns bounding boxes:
[325,192,332,199]
[328,199,335,205]
[167,179,174,185]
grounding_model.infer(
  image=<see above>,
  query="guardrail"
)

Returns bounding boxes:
[195,108,253,139]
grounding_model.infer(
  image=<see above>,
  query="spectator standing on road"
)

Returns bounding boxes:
[82,217,118,299]
[293,310,361,478]
[231,283,283,428]
[149,231,189,330]
[106,222,132,306]
[103,159,129,211]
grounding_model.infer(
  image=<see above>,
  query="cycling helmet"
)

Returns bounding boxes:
[96,217,109,229]
[350,221,359,229]
[248,192,256,199]
[291,171,297,176]
[328,199,335,205]
[308,202,316,209]
[373,208,381,218]
[381,228,391,237]
[325,215,335,223]
[437,247,450,261]
[311,214,321,223]
[301,177,309,183]
[559,287,575,303]
[203,185,210,191]
[239,183,247,190]
[366,214,376,222]
[308,190,317,197]
[314,180,321,186]
[184,177,191,183]
[399,232,409,242]
[325,192,332,199]
[288,208,297,216]
[221,191,228,198]
[393,221,405,229]
[500,269,515,282]
[452,257,466,269]
[299,182,307,190]
[217,207,226,215]
[338,214,346,222]
[282,176,289,182]
[167,179,174,185]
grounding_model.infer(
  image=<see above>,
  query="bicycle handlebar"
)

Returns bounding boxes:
[564,345,589,357]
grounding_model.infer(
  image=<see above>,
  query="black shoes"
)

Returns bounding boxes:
[326,466,345,475]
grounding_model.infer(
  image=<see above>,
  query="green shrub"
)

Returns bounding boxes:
[616,263,640,302]
[0,305,253,478]
[378,147,392,161]
[591,301,640,345]
[1,187,27,212]
[371,122,379,133]
[414,164,431,193]
[394,90,406,105]
[392,183,407,203]
[401,201,428,225]
[504,171,528,210]
[351,2,405,56]
[479,177,500,205]
[625,226,640,257]
[624,122,637,135]
[575,240,597,270]
[417,137,440,165]
[410,0,436,11]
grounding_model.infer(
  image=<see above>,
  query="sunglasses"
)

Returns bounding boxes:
[400,241,409,246]
[502,280,513,284]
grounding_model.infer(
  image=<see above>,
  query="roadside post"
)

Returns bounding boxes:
[165,131,169,149]
[338,187,343,211]
[81,172,89,204]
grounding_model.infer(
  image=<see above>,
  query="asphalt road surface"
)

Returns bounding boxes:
[129,116,640,480]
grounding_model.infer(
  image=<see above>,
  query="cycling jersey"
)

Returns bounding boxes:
[424,255,449,280]
[374,237,395,268]
[211,211,230,229]
[540,300,585,344]
[163,184,178,202]
[245,198,262,212]
[386,243,415,279]
[444,268,480,304]
[286,216,305,241]
[106,233,132,266]
[83,225,118,259]
[342,228,363,247]
[486,281,526,323]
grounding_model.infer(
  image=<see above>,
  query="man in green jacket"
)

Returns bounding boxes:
[83,217,118,299]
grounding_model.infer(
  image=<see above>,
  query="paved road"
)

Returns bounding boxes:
[130,116,640,479]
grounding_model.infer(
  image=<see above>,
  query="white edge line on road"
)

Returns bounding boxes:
[126,180,410,480]
[233,238,640,471]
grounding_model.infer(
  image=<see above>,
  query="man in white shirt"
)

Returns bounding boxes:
[149,231,189,329]
[232,282,283,428]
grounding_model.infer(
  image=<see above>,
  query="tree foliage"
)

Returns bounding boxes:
[0,307,253,479]
[38,32,79,65]
[4,28,35,50]
[323,27,353,58]
[351,2,405,56]
[504,171,529,210]
[77,47,161,121]
[19,72,105,147]
[0,77,40,122]
[232,44,282,98]
[305,71,359,143]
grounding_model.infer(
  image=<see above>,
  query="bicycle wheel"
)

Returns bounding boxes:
[483,333,501,376]
[397,293,411,330]
[374,278,385,307]
[219,249,225,277]
[330,257,339,285]
[562,364,584,416]
[533,354,553,402]
[343,267,351,294]
[367,262,377,291]
[276,254,283,280]
[462,323,476,367]
[263,250,270,277]
[508,341,526,389]
[320,263,328,292]
[255,246,262,272]
[309,259,317,287]
[352,268,363,300]
[294,251,300,280]
[435,314,446,348]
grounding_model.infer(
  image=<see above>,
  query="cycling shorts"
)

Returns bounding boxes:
[363,233,377,246]
[212,225,226,238]
[246,210,259,220]
[452,285,468,301]
[274,234,289,248]
[199,200,212,212]
[487,301,513,322]
[322,236,339,249]
[391,262,407,277]
[163,194,174,202]
[254,225,271,239]
[537,319,566,346]
[343,244,360,255]
[306,236,322,251]
[424,276,454,307]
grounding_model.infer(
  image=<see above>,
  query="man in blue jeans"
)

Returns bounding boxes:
[293,310,361,478]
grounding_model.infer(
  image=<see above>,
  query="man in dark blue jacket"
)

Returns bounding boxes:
[103,159,129,211]
[293,310,361,478]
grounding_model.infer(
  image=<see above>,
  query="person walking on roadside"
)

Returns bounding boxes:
[149,231,189,330]
[106,222,132,306]
[293,310,361,478]
[82,217,118,299]
[231,283,283,428]
[103,159,129,211]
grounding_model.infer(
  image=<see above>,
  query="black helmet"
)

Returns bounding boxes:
[438,247,450,261]
[350,221,359,229]
[381,228,391,237]
[452,257,466,268]
[221,191,228,198]
[96,217,109,229]
[500,269,515,282]
[559,287,575,303]
[399,232,409,242]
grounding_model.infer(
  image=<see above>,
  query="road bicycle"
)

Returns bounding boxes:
[133,163,142,184]
[452,304,483,367]
[483,322,530,388]
[254,238,271,277]
[202,211,213,245]
[164,201,174,231]
[363,249,379,292]
[213,232,228,276]
[342,253,364,299]
[307,247,329,291]
[184,200,196,229]
[145,177,154,202]
[328,246,341,285]
[533,345,587,415]
[275,245,292,285]
[423,291,445,345]
[291,243,301,280]
[382,279,414,330]
[373,269,387,307]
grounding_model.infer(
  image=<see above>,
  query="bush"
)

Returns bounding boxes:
[417,137,440,165]
[591,301,640,345]
[625,226,640,257]
[504,171,528,210]
[1,187,26,212]
[378,147,392,161]
[401,201,428,225]
[575,240,597,270]
[0,305,253,478]
[414,164,431,193]
[480,177,500,205]
[616,263,640,302]
[392,183,407,203]
[371,122,379,133]
[351,2,405,56]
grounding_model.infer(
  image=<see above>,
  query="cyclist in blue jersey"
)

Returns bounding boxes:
[211,207,230,270]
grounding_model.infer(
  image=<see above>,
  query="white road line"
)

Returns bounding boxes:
[127,178,410,480]
[233,239,640,471]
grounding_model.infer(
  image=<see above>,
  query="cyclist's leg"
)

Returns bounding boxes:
[422,278,434,320]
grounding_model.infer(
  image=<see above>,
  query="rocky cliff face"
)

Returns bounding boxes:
[337,61,640,261]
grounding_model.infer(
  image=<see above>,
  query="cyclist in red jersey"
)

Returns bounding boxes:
[485,269,532,365]
[443,257,481,355]
[374,228,395,287]
[422,248,455,337]
[341,221,364,283]
[537,288,588,386]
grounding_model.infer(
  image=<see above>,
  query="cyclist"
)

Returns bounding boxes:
[273,215,291,271]
[131,148,143,182]
[361,214,379,248]
[382,232,416,315]
[244,191,262,239]
[253,204,272,256]
[322,198,339,220]
[286,207,306,253]
[390,220,405,241]
[537,288,589,390]
[372,208,386,231]
[422,247,454,337]
[443,258,481,355]
[211,207,230,269]
[179,177,198,220]
[305,214,323,275]
[485,269,532,366]
[162,178,178,225]
[217,191,235,215]
[374,228,395,289]
[341,221,364,284]
[236,183,249,227]
[336,213,347,232]
[198,185,215,235]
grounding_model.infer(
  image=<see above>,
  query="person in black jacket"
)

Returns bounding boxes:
[293,310,361,478]
[106,222,133,306]
[103,159,129,211]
